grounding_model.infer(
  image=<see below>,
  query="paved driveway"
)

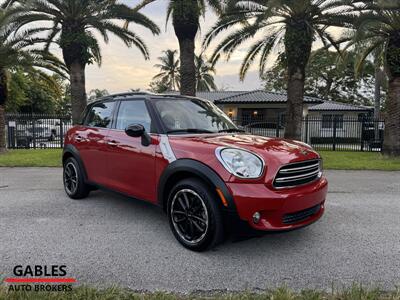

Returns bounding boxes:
[0,168,399,292]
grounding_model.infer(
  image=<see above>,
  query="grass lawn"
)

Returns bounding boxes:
[319,151,400,171]
[1,149,400,171]
[0,149,62,167]
[0,285,399,300]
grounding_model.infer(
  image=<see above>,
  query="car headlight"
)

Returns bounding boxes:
[216,147,264,179]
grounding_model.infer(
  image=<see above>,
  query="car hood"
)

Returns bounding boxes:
[168,133,320,166]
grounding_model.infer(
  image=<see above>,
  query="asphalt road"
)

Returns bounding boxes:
[0,168,399,292]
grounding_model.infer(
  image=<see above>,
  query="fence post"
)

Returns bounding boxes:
[32,117,36,149]
[380,119,384,153]
[332,116,337,151]
[276,114,280,137]
[59,118,64,148]
[360,118,365,151]
[305,115,309,144]
[7,117,16,149]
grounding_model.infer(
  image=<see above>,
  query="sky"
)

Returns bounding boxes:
[83,0,265,93]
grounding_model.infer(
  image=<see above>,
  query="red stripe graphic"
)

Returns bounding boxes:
[5,278,76,283]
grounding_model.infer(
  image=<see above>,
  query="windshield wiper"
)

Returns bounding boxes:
[218,128,245,133]
[166,128,215,134]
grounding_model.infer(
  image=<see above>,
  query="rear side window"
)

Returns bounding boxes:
[85,101,115,128]
[116,100,152,132]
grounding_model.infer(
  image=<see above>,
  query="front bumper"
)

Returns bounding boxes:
[226,177,328,231]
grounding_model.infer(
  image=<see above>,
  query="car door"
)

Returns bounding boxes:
[105,99,157,202]
[76,100,116,186]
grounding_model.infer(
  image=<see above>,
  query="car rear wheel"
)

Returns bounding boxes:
[63,157,90,199]
[167,178,224,251]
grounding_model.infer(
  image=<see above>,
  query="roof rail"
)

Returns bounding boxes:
[157,93,193,99]
[109,91,156,98]
[88,91,155,103]
[90,91,202,103]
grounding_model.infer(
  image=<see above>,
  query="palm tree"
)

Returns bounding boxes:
[203,0,355,140]
[153,50,180,91]
[195,54,217,92]
[127,0,222,96]
[9,0,160,124]
[0,8,66,152]
[351,1,400,156]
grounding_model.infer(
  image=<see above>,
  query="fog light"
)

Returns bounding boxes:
[253,212,261,224]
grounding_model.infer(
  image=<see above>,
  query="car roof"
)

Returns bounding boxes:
[90,92,208,104]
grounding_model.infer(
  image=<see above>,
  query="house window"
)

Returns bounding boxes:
[279,113,286,127]
[322,114,343,129]
[241,108,265,125]
[358,113,368,121]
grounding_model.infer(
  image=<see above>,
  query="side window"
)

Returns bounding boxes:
[322,114,333,129]
[85,101,115,128]
[116,100,152,132]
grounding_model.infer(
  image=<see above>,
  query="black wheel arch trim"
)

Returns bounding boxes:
[158,159,237,213]
[62,145,88,182]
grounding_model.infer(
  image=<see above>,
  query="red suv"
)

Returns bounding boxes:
[63,92,328,251]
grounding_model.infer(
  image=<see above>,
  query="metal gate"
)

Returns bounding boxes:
[5,114,73,149]
[232,116,385,152]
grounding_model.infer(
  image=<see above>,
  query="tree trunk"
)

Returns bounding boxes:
[283,24,312,140]
[0,69,8,153]
[172,0,199,97]
[178,37,196,96]
[383,33,400,156]
[382,77,400,156]
[69,61,87,125]
[285,70,306,140]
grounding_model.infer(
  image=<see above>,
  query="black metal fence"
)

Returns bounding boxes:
[5,114,73,149]
[4,114,385,152]
[232,116,385,152]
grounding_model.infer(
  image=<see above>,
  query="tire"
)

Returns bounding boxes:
[167,178,224,251]
[63,157,90,199]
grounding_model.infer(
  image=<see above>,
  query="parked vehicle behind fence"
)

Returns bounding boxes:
[5,115,73,149]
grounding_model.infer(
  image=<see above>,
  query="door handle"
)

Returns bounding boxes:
[107,140,118,147]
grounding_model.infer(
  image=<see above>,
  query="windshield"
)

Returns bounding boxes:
[153,98,240,134]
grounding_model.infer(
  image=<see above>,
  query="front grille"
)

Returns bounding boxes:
[282,204,321,224]
[273,159,321,188]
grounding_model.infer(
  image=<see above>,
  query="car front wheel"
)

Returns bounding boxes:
[167,178,224,251]
[63,157,90,199]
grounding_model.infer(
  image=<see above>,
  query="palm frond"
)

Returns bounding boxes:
[6,0,157,68]
[204,0,359,82]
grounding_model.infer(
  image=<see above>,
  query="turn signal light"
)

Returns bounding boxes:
[216,188,228,207]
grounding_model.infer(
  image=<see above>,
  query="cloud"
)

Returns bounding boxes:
[85,1,264,92]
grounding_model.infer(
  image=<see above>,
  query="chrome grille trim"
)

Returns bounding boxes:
[278,162,320,174]
[275,169,320,182]
[273,159,322,189]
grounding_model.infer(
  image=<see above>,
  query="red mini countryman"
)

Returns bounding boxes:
[63,92,328,251]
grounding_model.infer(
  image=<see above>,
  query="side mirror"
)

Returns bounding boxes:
[125,124,145,137]
[125,124,151,147]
